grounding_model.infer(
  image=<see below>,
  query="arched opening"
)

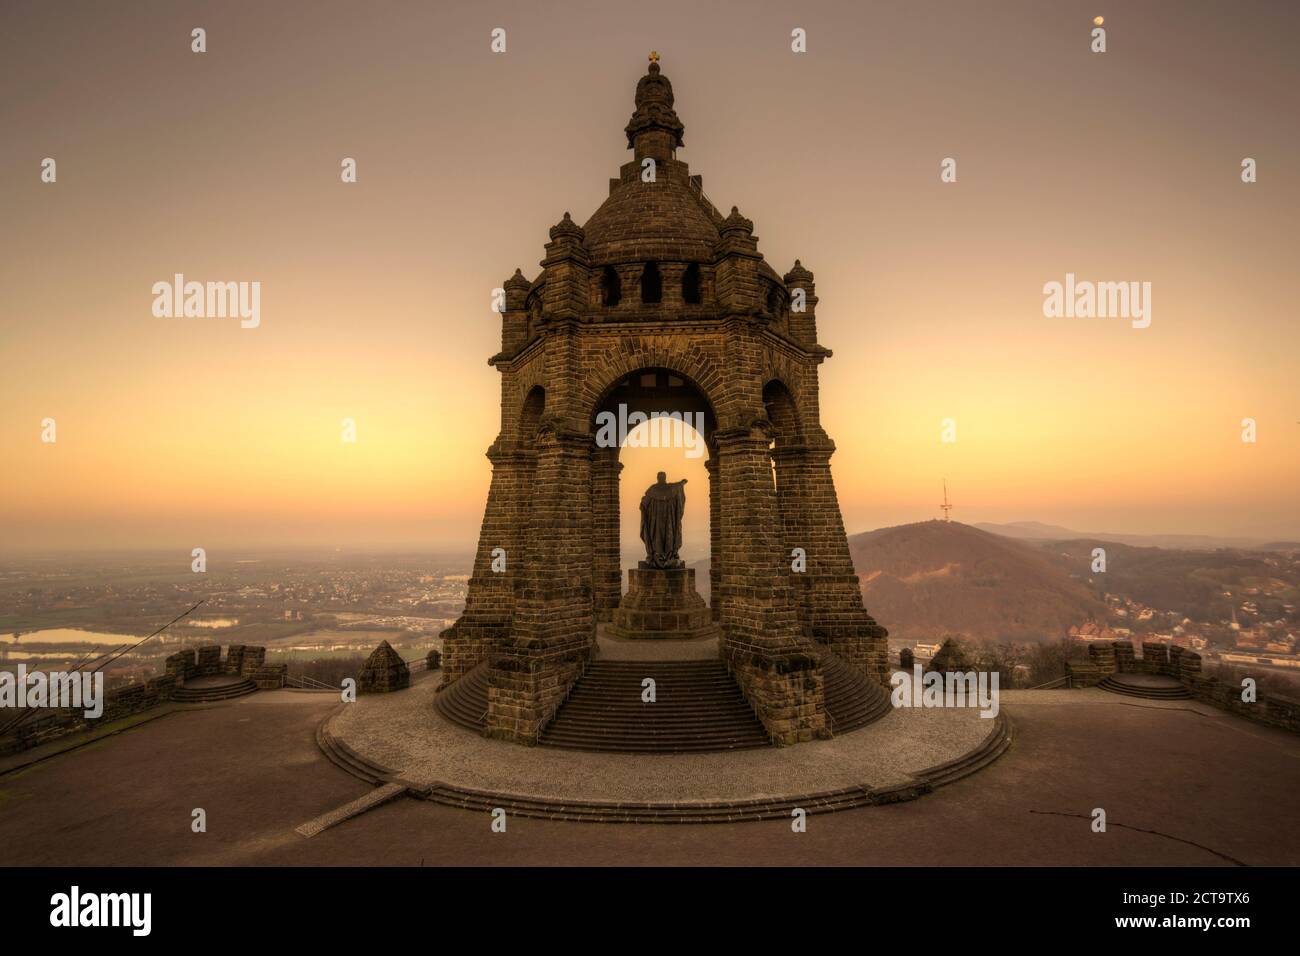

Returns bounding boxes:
[763,380,801,450]
[763,378,809,629]
[640,262,662,304]
[601,266,622,307]
[519,385,546,440]
[618,420,710,574]
[527,296,542,337]
[763,378,802,492]
[589,368,717,621]
[766,284,785,320]
[681,263,702,304]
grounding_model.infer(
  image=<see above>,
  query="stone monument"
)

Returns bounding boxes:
[439,54,890,746]
[608,473,716,640]
[357,640,410,694]
[639,472,686,569]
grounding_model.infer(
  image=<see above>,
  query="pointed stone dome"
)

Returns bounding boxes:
[357,639,410,694]
[581,180,720,264]
[581,54,721,265]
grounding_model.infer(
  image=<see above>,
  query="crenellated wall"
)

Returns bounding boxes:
[0,674,179,756]
[165,644,271,682]
[2,644,279,756]
[1070,640,1300,734]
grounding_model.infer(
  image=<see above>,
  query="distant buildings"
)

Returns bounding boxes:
[1069,622,1123,642]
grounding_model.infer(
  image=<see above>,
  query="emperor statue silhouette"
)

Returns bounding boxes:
[639,472,687,569]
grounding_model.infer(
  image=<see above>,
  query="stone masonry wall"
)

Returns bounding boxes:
[1,644,272,755]
[0,675,178,756]
[1091,640,1300,734]
[485,652,587,744]
[442,57,890,745]
[726,651,828,745]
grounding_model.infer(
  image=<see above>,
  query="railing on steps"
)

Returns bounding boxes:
[1025,675,1071,690]
[724,639,844,743]
[473,640,594,739]
[284,673,336,691]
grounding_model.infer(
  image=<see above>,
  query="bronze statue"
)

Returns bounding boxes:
[639,472,687,569]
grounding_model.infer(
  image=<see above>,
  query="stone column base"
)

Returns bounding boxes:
[439,620,503,689]
[725,648,829,745]
[607,568,719,641]
[484,644,589,745]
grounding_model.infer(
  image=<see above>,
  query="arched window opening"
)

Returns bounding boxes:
[520,386,546,441]
[682,263,702,304]
[767,285,784,319]
[601,266,622,307]
[640,262,662,304]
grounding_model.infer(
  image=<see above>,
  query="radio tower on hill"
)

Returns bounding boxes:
[940,479,953,522]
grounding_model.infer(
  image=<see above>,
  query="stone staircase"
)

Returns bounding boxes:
[540,660,770,753]
[434,662,491,733]
[171,678,258,703]
[316,721,393,786]
[820,653,892,733]
[1098,674,1191,701]
[434,652,892,751]
[913,712,1014,789]
[417,711,1015,824]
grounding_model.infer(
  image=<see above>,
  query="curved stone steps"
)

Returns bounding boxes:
[421,781,877,824]
[434,654,894,750]
[820,653,892,734]
[915,712,1014,790]
[316,720,393,786]
[433,662,490,733]
[316,701,1015,823]
[1098,675,1191,701]
[416,715,1015,823]
[171,679,257,703]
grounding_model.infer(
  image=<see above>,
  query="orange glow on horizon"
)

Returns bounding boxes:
[2,2,1296,552]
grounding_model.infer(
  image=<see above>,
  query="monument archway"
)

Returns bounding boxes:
[438,54,889,747]
[589,365,716,622]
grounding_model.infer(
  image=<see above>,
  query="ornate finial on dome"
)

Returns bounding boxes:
[626,53,684,155]
[720,205,754,237]
[784,260,814,284]
[549,211,584,242]
[502,267,531,312]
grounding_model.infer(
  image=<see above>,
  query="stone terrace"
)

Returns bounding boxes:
[0,686,1296,866]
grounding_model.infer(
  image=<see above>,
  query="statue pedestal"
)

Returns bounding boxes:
[607,568,718,641]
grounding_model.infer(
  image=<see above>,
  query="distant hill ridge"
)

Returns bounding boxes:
[690,519,1293,644]
[974,521,1297,552]
[848,521,1107,643]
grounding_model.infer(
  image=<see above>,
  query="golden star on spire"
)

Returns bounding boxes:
[649,51,659,64]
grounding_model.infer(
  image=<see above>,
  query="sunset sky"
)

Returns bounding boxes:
[2,0,1297,553]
